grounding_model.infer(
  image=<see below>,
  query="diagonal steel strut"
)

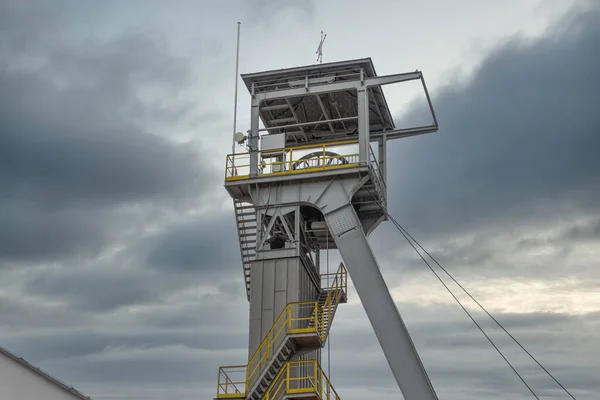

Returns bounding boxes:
[323,203,438,400]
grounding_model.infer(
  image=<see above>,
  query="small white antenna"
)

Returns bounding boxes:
[316,30,326,63]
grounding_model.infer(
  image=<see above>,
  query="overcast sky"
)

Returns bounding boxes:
[0,0,599,399]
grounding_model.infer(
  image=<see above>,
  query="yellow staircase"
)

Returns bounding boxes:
[217,263,348,400]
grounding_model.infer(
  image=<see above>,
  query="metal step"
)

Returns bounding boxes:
[233,200,256,300]
[305,288,344,336]
[248,341,295,400]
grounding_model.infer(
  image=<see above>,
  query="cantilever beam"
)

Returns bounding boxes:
[251,71,422,103]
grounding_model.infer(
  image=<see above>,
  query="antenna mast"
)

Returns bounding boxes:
[231,22,241,154]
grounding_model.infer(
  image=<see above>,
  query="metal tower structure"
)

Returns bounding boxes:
[216,58,439,400]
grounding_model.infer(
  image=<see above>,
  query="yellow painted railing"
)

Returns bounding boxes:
[246,263,347,390]
[217,365,246,399]
[318,263,347,338]
[225,140,360,181]
[246,301,321,391]
[264,360,342,400]
[216,264,348,399]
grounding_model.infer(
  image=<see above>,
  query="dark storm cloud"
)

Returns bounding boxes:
[0,19,212,263]
[0,40,203,207]
[145,212,240,273]
[23,248,247,313]
[0,204,109,263]
[24,267,163,312]
[388,2,600,239]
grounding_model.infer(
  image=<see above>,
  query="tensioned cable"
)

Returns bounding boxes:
[368,184,576,398]
[392,218,577,400]
[361,186,540,398]
[389,214,540,398]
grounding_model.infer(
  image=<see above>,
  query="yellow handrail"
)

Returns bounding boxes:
[225,140,361,182]
[319,263,347,341]
[247,263,347,387]
[246,301,320,390]
[217,263,348,399]
[262,360,342,400]
[217,365,247,398]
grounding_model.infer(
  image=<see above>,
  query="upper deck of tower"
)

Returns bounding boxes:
[224,57,437,196]
[240,57,395,146]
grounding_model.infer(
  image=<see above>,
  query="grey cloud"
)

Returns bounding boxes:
[0,293,92,329]
[0,204,109,263]
[0,43,204,208]
[376,213,600,282]
[247,0,317,25]
[0,21,214,264]
[3,328,247,365]
[145,212,240,273]
[1,1,598,400]
[388,2,600,239]
[328,304,600,399]
[25,267,162,313]
[23,257,245,313]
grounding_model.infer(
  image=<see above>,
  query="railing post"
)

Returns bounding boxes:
[313,302,317,333]
[217,368,221,396]
[320,303,325,340]
[287,305,291,330]
[314,360,318,392]
[286,362,290,392]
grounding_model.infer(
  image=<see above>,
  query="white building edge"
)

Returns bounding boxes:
[0,344,91,400]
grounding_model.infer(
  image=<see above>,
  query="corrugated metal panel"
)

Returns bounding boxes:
[248,252,321,360]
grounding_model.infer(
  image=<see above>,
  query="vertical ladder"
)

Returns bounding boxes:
[234,200,256,300]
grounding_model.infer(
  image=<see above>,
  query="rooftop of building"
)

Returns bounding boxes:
[0,344,92,399]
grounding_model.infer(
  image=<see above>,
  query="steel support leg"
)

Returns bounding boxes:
[324,203,438,400]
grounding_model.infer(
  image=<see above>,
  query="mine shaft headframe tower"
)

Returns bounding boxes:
[223,58,439,400]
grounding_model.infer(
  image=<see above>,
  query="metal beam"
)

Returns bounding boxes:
[285,99,307,141]
[253,71,422,103]
[357,88,370,163]
[370,125,438,141]
[324,203,438,400]
[249,102,260,176]
[257,116,357,132]
[315,94,336,134]
[363,71,421,88]
[260,104,290,111]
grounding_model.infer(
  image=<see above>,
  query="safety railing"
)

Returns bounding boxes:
[320,263,348,295]
[217,264,348,399]
[246,263,348,389]
[225,140,360,181]
[263,360,342,400]
[319,263,348,336]
[246,301,322,391]
[217,365,247,399]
